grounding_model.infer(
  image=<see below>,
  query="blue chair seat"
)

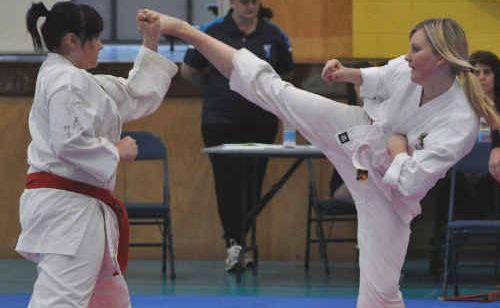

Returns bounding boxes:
[448,220,500,231]
[126,202,169,218]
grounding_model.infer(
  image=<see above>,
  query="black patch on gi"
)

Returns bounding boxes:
[338,132,350,144]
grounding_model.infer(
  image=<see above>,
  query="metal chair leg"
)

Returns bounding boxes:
[315,210,330,276]
[441,230,452,297]
[166,214,176,279]
[453,247,460,296]
[162,220,167,275]
[496,231,500,279]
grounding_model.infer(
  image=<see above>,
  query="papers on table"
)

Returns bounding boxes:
[220,143,316,150]
[221,143,278,150]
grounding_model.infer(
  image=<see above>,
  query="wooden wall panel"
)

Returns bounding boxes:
[0,97,356,262]
[265,0,353,62]
[0,98,31,258]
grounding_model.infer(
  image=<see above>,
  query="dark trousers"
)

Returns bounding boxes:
[202,122,278,247]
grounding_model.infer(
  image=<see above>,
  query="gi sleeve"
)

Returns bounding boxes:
[94,46,178,123]
[360,56,407,102]
[48,83,119,186]
[382,122,478,201]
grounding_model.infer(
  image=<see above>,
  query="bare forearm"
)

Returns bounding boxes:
[345,68,363,86]
[322,59,363,85]
[142,38,158,52]
[175,26,236,79]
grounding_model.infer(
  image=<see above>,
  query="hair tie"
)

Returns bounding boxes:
[34,2,50,17]
[460,66,475,74]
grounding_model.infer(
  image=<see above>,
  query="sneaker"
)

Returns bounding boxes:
[225,240,242,272]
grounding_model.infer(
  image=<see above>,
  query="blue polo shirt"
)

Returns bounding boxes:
[183,13,294,126]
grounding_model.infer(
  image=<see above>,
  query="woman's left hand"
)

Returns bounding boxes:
[387,134,408,160]
[137,9,189,38]
[137,9,161,51]
[489,147,500,182]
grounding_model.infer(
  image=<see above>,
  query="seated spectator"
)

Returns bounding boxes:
[471,51,500,181]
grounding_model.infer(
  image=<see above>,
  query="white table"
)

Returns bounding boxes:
[203,144,325,280]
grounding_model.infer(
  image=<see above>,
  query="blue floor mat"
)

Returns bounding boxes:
[3,294,500,308]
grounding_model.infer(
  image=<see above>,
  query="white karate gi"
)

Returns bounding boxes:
[229,49,479,308]
[16,46,178,308]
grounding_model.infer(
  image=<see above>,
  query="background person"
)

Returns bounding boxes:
[429,50,500,276]
[471,51,500,180]
[181,0,294,272]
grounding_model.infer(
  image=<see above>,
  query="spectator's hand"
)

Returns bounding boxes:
[386,134,408,160]
[489,147,500,182]
[116,136,138,162]
[137,9,161,51]
[321,59,362,85]
[138,9,189,37]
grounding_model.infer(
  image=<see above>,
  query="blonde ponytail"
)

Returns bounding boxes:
[460,71,500,129]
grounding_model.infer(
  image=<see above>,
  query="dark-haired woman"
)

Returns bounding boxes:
[470,51,500,181]
[181,0,293,272]
[16,2,177,307]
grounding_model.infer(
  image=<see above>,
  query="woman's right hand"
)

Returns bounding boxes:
[116,136,138,162]
[321,59,345,82]
[386,134,408,160]
[321,59,362,85]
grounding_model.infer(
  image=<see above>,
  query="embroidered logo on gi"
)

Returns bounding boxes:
[356,169,368,181]
[338,132,350,144]
[414,133,427,150]
[263,44,272,60]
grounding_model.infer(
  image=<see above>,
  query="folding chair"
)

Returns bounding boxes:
[121,131,176,279]
[305,160,357,276]
[441,141,500,297]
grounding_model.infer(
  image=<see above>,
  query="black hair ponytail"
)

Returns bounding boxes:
[26,2,50,52]
[25,2,103,53]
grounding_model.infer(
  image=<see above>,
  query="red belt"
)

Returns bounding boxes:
[25,171,129,274]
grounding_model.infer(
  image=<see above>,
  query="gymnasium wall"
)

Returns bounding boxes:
[353,0,500,58]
